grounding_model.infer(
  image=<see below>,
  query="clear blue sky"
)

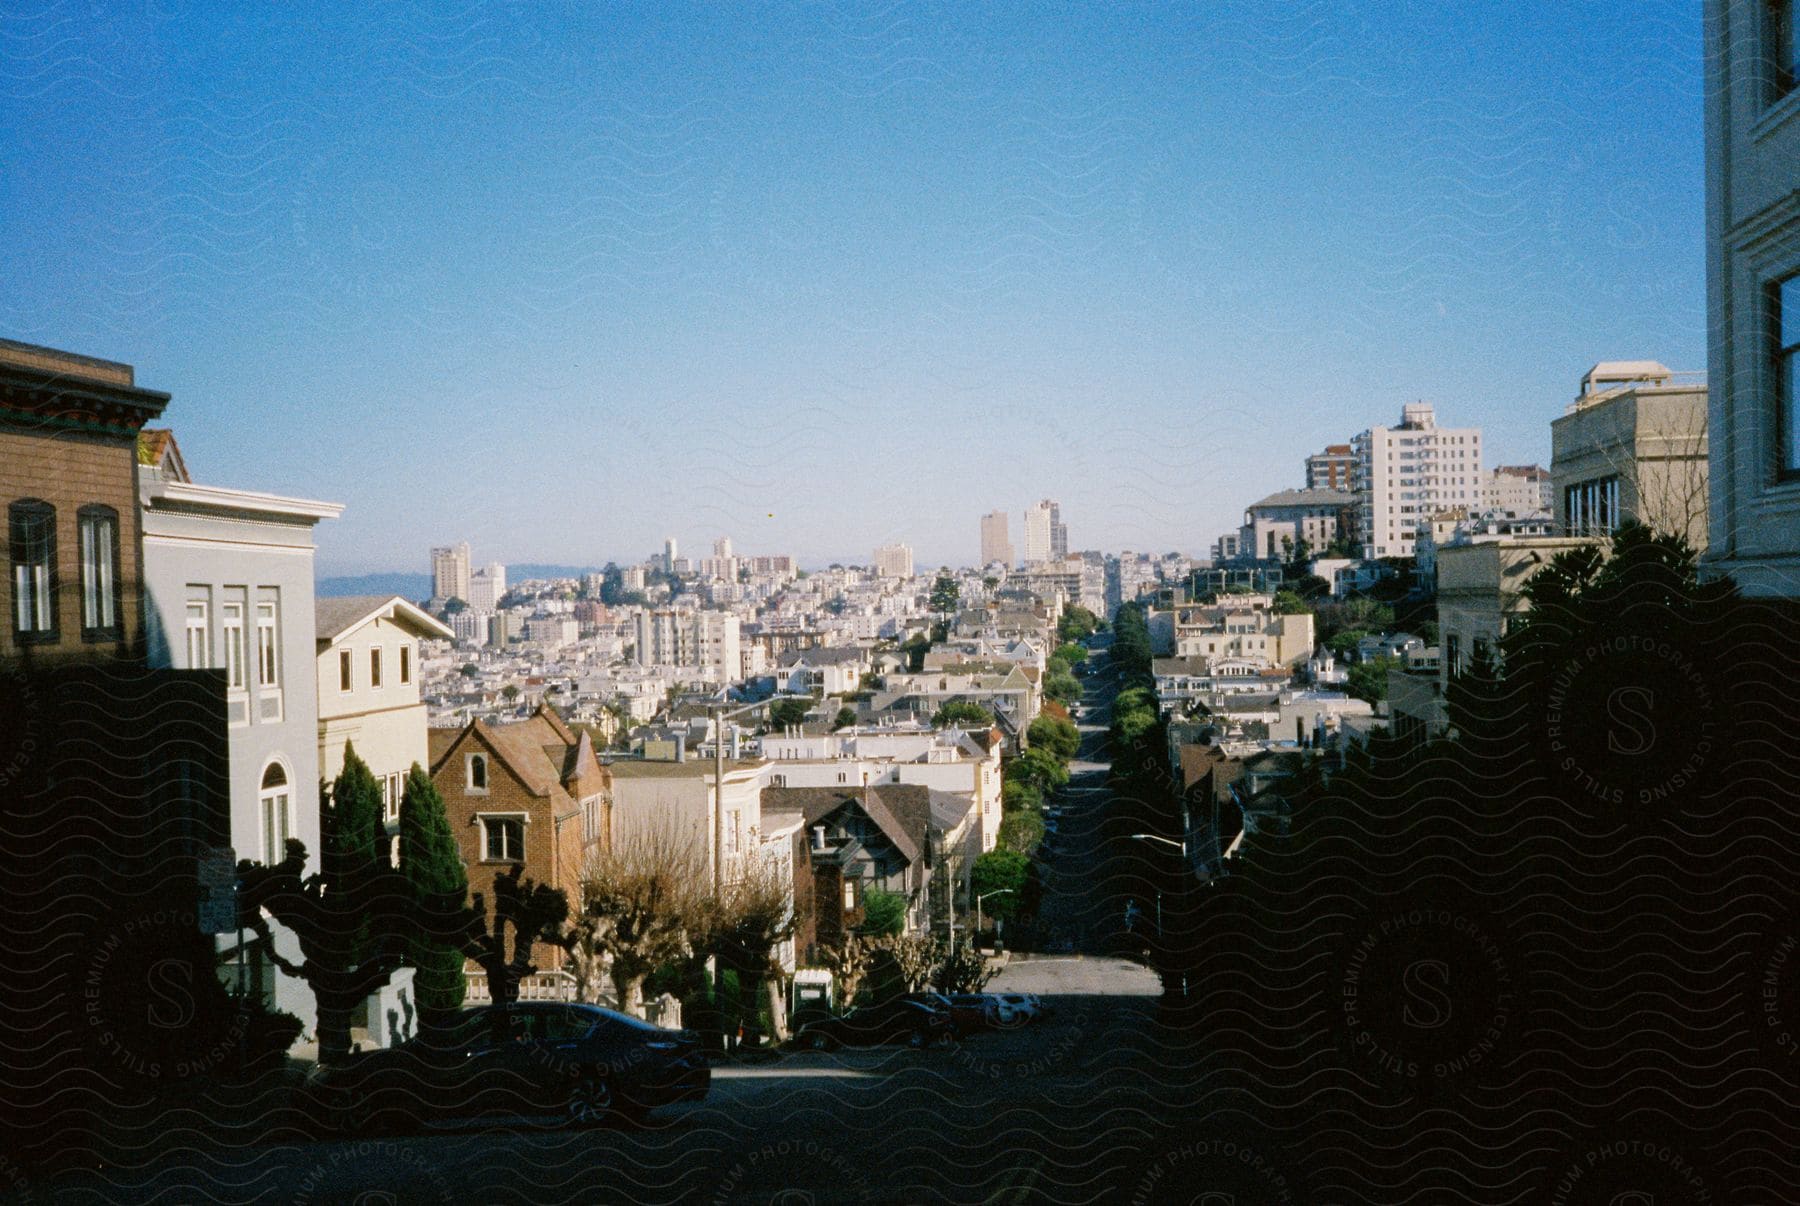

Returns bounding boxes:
[1,2,1706,575]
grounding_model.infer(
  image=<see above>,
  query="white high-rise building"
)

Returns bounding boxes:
[713,536,733,560]
[873,543,914,579]
[1484,466,1553,517]
[467,562,507,612]
[662,537,679,574]
[430,542,471,604]
[979,511,1014,568]
[1352,404,1484,558]
[1022,499,1067,564]
[633,608,741,682]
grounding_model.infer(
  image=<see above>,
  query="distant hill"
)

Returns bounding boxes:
[316,572,431,600]
[316,564,604,600]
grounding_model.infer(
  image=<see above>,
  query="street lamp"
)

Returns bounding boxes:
[974,888,1015,950]
[1128,833,1188,938]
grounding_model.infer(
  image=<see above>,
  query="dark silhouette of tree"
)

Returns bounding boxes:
[460,865,568,1041]
[397,763,467,1038]
[236,743,411,1066]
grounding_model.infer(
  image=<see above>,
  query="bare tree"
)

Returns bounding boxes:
[577,827,706,1018]
[819,934,873,1008]
[874,933,942,993]
[706,855,805,1042]
[933,941,999,994]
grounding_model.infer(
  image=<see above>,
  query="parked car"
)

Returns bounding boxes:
[793,997,953,1050]
[990,992,1049,1026]
[903,991,992,1037]
[310,1002,708,1133]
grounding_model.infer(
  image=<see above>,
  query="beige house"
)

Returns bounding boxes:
[1551,361,1709,550]
[1435,539,1597,689]
[315,595,454,848]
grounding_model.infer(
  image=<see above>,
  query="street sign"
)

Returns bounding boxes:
[197,847,237,934]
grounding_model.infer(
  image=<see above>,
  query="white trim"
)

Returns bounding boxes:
[147,480,344,521]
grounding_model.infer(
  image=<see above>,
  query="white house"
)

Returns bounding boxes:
[137,431,342,1033]
[315,595,454,857]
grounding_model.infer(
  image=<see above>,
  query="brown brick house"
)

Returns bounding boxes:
[1,338,170,669]
[429,703,611,975]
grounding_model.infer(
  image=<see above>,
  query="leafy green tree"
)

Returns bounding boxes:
[459,662,478,677]
[902,632,931,672]
[932,700,995,728]
[398,763,468,1036]
[929,573,961,622]
[1044,669,1082,705]
[768,696,812,730]
[1345,656,1400,704]
[1001,779,1042,813]
[1006,746,1070,793]
[997,811,1044,855]
[1054,642,1089,666]
[1057,605,1100,643]
[831,706,858,730]
[501,684,520,702]
[1272,590,1311,615]
[1326,628,1370,658]
[971,849,1029,921]
[1028,714,1080,761]
[859,886,907,937]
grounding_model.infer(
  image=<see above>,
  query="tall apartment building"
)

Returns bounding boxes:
[979,510,1014,568]
[634,607,741,681]
[873,543,913,579]
[1703,0,1800,597]
[1484,465,1553,515]
[467,562,506,611]
[1022,499,1067,564]
[662,536,679,573]
[1352,403,1484,558]
[430,541,471,604]
[1551,362,1709,548]
[1305,444,1355,490]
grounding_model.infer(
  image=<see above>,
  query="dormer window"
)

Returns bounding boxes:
[468,753,488,792]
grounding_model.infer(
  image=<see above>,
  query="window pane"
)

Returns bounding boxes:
[1783,275,1800,349]
[1783,350,1800,473]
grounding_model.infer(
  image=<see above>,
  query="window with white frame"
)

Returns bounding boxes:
[184,588,211,668]
[222,589,248,693]
[77,505,120,640]
[384,771,403,822]
[260,761,291,865]
[256,588,280,688]
[9,499,57,642]
[481,816,524,862]
[842,879,856,911]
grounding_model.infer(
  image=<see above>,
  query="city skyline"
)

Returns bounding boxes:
[2,4,1704,577]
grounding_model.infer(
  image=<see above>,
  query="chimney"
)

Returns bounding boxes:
[812,824,828,852]
[730,725,741,760]
[674,732,686,763]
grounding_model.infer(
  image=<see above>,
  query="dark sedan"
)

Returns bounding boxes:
[792,997,953,1050]
[311,1002,708,1133]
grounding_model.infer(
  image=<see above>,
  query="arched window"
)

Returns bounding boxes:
[468,753,488,791]
[77,505,121,641]
[9,499,57,642]
[260,761,291,864]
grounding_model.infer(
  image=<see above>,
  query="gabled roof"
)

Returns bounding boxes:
[316,595,454,646]
[761,784,929,866]
[1247,488,1357,511]
[138,428,190,482]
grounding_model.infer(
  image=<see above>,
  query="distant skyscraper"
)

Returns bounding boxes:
[431,541,471,603]
[979,511,1014,568]
[1022,499,1066,564]
[713,536,733,560]
[1306,444,1355,490]
[468,562,507,611]
[873,543,914,578]
[663,536,678,573]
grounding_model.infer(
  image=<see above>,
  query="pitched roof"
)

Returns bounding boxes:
[760,784,929,866]
[315,595,454,645]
